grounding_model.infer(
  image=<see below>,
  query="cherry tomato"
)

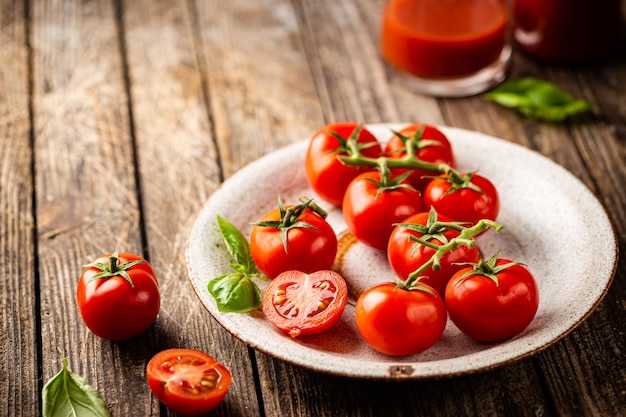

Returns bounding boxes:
[262,270,348,338]
[146,348,232,416]
[355,282,447,356]
[387,211,480,297]
[305,122,382,206]
[445,255,539,342]
[76,252,160,341]
[384,124,456,191]
[250,199,337,279]
[423,172,500,227]
[342,171,423,250]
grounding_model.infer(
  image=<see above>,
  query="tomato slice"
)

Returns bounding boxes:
[146,348,232,417]
[262,270,348,338]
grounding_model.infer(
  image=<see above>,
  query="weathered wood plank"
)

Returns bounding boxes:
[31,0,155,415]
[194,0,326,178]
[0,0,38,415]
[121,0,263,415]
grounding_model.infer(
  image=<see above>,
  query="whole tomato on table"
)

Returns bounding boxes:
[76,252,160,341]
[384,123,456,191]
[146,348,232,416]
[355,281,447,356]
[445,252,540,342]
[305,122,382,207]
[250,197,337,279]
[342,170,423,250]
[387,209,481,297]
[423,172,500,227]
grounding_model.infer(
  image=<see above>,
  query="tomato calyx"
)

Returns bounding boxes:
[365,159,416,197]
[327,124,382,156]
[431,171,485,196]
[395,207,469,249]
[452,250,524,286]
[387,125,448,155]
[405,212,503,286]
[251,196,326,253]
[339,127,454,175]
[85,252,146,287]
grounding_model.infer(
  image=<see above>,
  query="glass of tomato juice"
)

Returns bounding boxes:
[380,0,511,97]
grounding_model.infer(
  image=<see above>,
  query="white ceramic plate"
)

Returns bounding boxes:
[186,124,618,379]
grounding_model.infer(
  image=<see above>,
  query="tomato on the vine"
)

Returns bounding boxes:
[355,282,447,356]
[387,210,481,297]
[423,172,500,227]
[146,348,231,416]
[76,252,160,341]
[305,122,382,206]
[262,270,348,338]
[445,253,539,342]
[342,171,423,250]
[250,197,337,279]
[384,124,456,191]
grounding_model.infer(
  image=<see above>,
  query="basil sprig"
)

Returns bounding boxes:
[42,359,110,417]
[483,77,592,122]
[208,216,267,313]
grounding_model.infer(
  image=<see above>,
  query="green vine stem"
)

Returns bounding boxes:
[338,125,458,177]
[400,218,503,290]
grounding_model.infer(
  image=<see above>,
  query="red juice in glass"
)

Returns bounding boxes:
[380,0,510,96]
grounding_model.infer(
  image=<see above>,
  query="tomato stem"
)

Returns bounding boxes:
[403,218,503,289]
[85,252,147,288]
[338,128,457,176]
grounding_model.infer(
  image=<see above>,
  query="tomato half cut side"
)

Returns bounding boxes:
[262,270,348,338]
[146,348,232,417]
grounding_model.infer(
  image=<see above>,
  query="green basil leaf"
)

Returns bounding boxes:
[483,77,592,122]
[216,215,256,274]
[42,359,110,417]
[208,273,263,313]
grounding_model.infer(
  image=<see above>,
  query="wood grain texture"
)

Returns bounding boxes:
[31,0,154,415]
[121,0,263,415]
[0,1,37,416]
[194,0,325,178]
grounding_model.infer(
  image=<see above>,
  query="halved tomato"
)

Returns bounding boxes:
[146,348,232,416]
[262,270,348,338]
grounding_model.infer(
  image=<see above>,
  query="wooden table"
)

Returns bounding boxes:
[2,1,625,416]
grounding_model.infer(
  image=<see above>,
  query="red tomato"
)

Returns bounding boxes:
[305,122,382,206]
[262,270,348,338]
[250,201,337,279]
[423,172,500,227]
[342,171,423,250]
[445,256,539,342]
[146,348,231,416]
[76,252,160,341]
[355,282,447,356]
[387,211,481,297]
[384,124,456,191]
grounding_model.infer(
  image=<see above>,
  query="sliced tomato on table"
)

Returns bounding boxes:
[146,348,232,416]
[262,270,348,338]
